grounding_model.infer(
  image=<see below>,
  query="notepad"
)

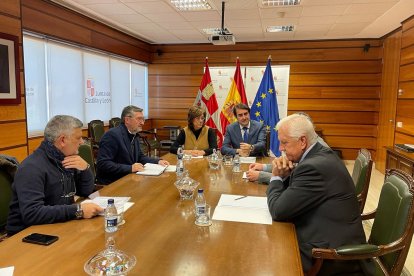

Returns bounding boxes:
[136,163,167,176]
[212,194,272,225]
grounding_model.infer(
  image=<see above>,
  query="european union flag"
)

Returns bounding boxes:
[250,59,281,157]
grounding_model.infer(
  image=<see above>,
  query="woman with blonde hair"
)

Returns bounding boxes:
[170,106,218,157]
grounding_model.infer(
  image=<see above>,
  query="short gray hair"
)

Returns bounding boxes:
[121,105,143,122]
[277,114,318,144]
[44,115,83,143]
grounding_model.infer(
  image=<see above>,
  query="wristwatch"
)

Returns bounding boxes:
[75,203,84,219]
[250,145,255,153]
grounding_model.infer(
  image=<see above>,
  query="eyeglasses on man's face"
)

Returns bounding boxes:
[128,116,145,123]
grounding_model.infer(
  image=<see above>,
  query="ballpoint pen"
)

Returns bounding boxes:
[234,195,247,201]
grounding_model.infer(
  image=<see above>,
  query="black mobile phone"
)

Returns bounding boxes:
[22,233,59,246]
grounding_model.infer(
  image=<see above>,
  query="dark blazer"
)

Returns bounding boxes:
[221,120,266,156]
[267,143,366,272]
[96,123,159,184]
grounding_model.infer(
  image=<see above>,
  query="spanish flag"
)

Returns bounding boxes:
[219,57,248,135]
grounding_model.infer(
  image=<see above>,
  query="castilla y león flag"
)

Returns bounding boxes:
[194,58,223,147]
[219,57,248,135]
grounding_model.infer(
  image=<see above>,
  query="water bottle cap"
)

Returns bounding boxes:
[198,188,203,193]
[108,198,114,204]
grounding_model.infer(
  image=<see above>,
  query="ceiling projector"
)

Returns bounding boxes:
[209,34,236,45]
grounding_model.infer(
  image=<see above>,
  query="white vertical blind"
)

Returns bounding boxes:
[83,52,111,122]
[47,42,84,119]
[23,35,148,136]
[110,59,130,118]
[23,37,48,135]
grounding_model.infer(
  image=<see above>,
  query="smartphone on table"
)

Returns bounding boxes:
[22,233,59,246]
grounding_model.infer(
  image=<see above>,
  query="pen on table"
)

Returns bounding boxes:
[234,195,247,201]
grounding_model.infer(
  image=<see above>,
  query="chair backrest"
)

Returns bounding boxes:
[0,155,18,231]
[368,169,414,275]
[139,129,160,157]
[351,148,373,213]
[78,142,96,178]
[88,120,105,144]
[109,117,121,128]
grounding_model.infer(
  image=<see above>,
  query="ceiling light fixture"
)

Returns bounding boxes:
[266,25,295,32]
[171,0,212,11]
[262,0,300,7]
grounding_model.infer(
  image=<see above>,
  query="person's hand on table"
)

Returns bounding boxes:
[132,163,144,172]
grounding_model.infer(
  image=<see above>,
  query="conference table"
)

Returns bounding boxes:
[0,154,303,275]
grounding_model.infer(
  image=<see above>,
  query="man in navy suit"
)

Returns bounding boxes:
[96,105,169,184]
[267,113,367,274]
[221,103,266,157]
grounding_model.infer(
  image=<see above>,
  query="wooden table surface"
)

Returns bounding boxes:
[0,154,303,276]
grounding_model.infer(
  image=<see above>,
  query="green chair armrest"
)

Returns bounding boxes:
[336,244,379,255]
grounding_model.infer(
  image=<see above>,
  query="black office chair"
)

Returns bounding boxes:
[78,142,103,190]
[308,169,414,276]
[139,129,161,157]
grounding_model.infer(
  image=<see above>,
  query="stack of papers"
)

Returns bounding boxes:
[212,194,272,225]
[136,163,167,176]
[240,157,256,163]
[87,196,134,215]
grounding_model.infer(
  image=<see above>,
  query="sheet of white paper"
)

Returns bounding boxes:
[191,155,204,159]
[84,197,133,216]
[240,157,256,164]
[136,163,166,176]
[165,165,177,172]
[0,266,14,276]
[212,194,272,225]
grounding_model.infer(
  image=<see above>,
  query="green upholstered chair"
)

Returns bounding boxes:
[88,119,104,145]
[0,155,18,235]
[351,148,373,213]
[78,142,96,178]
[308,169,414,276]
[109,117,121,128]
[78,142,103,190]
[139,129,160,157]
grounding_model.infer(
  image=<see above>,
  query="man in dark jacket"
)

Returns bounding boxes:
[96,105,169,184]
[267,113,367,274]
[7,115,103,235]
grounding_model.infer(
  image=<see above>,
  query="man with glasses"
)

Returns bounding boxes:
[6,115,103,236]
[221,103,266,157]
[96,105,169,184]
[266,113,367,274]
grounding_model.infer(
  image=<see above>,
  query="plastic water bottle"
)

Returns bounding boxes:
[195,189,207,224]
[176,146,184,177]
[233,152,241,173]
[209,149,220,170]
[105,199,118,233]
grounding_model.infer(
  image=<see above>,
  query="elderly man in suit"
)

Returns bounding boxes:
[96,105,169,185]
[221,103,266,157]
[267,113,367,275]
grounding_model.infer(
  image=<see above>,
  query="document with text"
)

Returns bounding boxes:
[136,163,167,176]
[212,194,272,225]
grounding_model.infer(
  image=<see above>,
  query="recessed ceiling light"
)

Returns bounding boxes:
[262,0,301,7]
[266,25,295,32]
[171,0,212,11]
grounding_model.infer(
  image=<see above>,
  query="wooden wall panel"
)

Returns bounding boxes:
[401,20,414,48]
[21,0,151,62]
[395,115,414,136]
[0,122,27,148]
[395,132,414,145]
[28,137,42,154]
[289,87,380,99]
[0,0,28,160]
[400,44,414,65]
[0,147,28,163]
[399,63,414,81]
[149,40,382,156]
[398,81,414,98]
[376,31,401,173]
